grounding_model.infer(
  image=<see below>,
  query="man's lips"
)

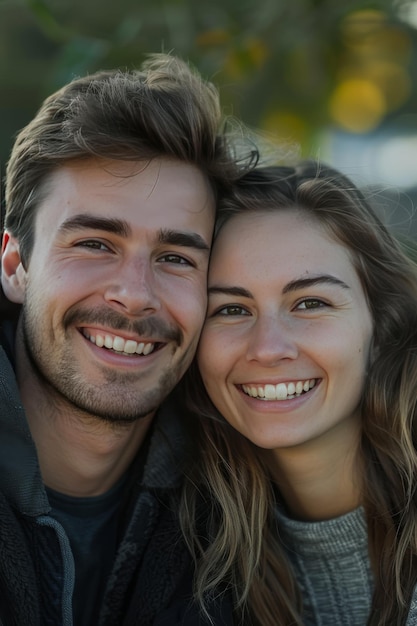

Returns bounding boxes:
[64,306,183,352]
[81,328,161,356]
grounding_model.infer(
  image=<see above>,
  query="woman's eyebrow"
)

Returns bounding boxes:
[282,275,350,294]
[208,285,252,298]
[208,276,349,299]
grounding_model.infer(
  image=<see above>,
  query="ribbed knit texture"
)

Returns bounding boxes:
[275,506,417,625]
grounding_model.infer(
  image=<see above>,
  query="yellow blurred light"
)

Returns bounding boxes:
[353,27,411,63]
[262,110,307,144]
[224,50,244,79]
[366,61,411,110]
[196,29,231,47]
[329,78,386,133]
[224,38,268,79]
[246,38,268,68]
[341,9,387,40]
[341,11,411,64]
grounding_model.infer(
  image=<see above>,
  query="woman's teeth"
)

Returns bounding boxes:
[242,379,316,400]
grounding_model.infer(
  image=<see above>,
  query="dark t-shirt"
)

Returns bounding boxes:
[47,475,127,626]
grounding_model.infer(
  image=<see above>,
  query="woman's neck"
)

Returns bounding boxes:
[262,418,363,521]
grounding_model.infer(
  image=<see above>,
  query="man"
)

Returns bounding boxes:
[0,54,240,625]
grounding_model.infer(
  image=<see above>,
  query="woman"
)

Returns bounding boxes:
[180,162,417,625]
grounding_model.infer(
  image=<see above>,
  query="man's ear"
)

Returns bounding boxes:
[1,232,27,304]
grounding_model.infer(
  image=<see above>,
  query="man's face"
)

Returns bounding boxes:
[3,158,215,422]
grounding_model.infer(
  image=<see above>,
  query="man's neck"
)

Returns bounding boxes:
[16,342,154,497]
[12,316,154,497]
[27,406,154,497]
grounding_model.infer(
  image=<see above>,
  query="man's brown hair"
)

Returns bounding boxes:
[4,54,241,266]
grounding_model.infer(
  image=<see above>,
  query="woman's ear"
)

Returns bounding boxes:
[1,232,27,304]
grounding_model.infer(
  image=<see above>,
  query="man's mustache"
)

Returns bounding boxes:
[63,306,183,345]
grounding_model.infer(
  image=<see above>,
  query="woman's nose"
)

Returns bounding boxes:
[245,314,298,366]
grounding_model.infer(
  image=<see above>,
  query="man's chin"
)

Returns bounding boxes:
[62,379,175,423]
[61,394,152,422]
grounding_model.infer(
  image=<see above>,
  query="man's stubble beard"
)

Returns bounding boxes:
[19,301,189,424]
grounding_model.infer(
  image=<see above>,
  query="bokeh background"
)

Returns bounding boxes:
[2,0,417,237]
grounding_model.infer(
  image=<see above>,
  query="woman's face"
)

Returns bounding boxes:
[197,209,374,455]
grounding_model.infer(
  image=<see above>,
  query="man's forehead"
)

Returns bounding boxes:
[33,158,215,244]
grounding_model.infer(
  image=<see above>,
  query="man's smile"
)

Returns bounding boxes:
[81,328,161,356]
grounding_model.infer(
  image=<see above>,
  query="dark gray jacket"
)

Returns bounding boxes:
[0,320,233,626]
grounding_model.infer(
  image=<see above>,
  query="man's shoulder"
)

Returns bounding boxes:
[0,280,20,366]
[0,317,18,373]
[156,388,184,421]
[0,282,21,323]
[140,390,192,490]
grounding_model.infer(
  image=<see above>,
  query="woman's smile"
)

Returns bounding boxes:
[241,378,318,400]
[198,208,373,453]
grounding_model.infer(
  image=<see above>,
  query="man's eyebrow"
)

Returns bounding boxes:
[283,275,350,293]
[58,214,131,237]
[57,218,209,252]
[208,286,253,298]
[158,228,210,252]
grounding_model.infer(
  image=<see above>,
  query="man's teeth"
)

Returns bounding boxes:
[84,332,155,355]
[242,379,316,400]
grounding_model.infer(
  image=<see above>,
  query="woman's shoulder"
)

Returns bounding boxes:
[406,587,417,624]
[153,570,235,626]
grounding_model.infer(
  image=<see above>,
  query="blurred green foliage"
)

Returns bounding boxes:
[1,0,417,169]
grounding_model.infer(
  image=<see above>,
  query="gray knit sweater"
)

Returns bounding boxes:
[275,506,417,625]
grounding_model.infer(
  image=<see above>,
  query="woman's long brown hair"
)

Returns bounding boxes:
[180,161,417,625]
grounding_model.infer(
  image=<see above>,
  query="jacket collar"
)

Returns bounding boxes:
[141,391,188,490]
[0,345,49,516]
[0,314,189,511]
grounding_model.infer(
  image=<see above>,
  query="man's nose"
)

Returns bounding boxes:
[103,258,161,316]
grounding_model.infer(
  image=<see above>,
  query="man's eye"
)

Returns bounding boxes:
[76,240,109,251]
[215,305,250,316]
[159,254,191,265]
[295,298,326,310]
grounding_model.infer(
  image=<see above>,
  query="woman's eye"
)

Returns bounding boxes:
[215,305,250,316]
[295,298,326,310]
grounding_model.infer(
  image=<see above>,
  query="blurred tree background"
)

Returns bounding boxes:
[2,0,417,233]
